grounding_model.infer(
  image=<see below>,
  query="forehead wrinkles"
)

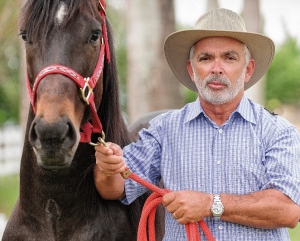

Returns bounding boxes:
[196,37,244,53]
[56,2,68,26]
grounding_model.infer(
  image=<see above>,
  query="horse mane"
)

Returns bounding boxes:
[96,20,134,147]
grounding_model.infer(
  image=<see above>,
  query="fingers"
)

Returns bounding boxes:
[96,157,126,175]
[95,142,126,176]
[163,191,212,225]
[162,192,176,207]
[95,142,122,156]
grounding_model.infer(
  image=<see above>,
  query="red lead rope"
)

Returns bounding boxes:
[121,169,216,241]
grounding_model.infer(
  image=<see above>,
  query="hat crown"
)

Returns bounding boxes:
[195,8,246,32]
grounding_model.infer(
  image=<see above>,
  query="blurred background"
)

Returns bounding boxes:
[0,0,299,239]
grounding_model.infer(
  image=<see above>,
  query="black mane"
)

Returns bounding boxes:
[97,19,134,147]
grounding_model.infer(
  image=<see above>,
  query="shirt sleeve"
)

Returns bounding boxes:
[261,125,300,206]
[120,118,163,205]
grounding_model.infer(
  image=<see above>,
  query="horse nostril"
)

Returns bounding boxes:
[62,120,77,149]
[29,122,42,149]
[29,117,77,150]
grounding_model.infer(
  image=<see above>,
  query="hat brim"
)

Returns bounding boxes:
[164,29,275,92]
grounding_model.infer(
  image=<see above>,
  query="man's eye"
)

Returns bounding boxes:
[227,56,236,60]
[200,57,210,61]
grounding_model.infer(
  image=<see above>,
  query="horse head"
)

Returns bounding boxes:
[21,0,109,170]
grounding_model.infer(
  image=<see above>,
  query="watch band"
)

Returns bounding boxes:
[213,194,222,204]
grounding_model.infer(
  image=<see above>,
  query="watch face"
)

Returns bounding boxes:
[212,203,223,215]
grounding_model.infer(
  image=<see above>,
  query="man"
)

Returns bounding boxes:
[94,8,300,240]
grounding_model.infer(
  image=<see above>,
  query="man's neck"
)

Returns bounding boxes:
[198,92,244,127]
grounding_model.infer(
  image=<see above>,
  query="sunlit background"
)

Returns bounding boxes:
[0,0,299,239]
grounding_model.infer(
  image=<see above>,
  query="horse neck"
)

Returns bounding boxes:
[19,109,97,217]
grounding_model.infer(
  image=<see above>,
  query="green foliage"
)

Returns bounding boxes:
[0,175,19,217]
[0,0,21,127]
[265,36,300,110]
[184,87,198,103]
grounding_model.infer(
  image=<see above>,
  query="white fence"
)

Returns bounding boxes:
[0,126,23,176]
[0,213,7,239]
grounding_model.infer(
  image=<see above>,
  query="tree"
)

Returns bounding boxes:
[126,0,184,124]
[265,36,300,110]
[242,0,264,105]
[0,0,20,127]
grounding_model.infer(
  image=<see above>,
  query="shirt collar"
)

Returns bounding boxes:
[184,97,203,124]
[184,95,257,125]
[234,95,257,125]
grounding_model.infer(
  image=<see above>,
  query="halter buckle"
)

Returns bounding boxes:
[80,77,93,105]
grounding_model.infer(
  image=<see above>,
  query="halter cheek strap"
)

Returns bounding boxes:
[99,0,110,63]
[26,0,110,144]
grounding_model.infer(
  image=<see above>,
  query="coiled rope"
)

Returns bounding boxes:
[122,169,216,241]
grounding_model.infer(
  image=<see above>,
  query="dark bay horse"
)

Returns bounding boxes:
[3,0,164,240]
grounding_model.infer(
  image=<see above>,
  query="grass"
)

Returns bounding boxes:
[289,225,300,240]
[0,174,299,240]
[0,175,19,218]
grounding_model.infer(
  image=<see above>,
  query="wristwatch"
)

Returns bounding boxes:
[210,194,224,219]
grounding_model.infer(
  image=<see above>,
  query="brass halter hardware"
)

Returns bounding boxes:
[89,131,107,146]
[98,1,106,15]
[80,78,93,105]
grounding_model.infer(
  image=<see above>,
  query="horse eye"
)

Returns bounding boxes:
[19,32,28,43]
[90,32,101,44]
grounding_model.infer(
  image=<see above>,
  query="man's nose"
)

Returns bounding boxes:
[211,59,223,76]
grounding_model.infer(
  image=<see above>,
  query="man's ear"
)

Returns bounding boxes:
[187,59,195,82]
[244,59,255,83]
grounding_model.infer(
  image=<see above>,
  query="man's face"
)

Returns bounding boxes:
[187,37,253,105]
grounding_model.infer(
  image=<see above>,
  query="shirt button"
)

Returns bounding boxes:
[217,161,221,165]
[219,129,223,133]
[219,225,223,229]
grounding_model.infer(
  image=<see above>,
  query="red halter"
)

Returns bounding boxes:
[26,0,110,144]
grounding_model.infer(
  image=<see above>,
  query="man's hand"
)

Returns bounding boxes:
[94,143,126,200]
[95,142,126,176]
[162,190,213,225]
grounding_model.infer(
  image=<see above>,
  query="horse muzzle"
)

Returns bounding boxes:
[29,116,79,170]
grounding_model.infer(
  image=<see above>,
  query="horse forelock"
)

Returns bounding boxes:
[19,0,96,41]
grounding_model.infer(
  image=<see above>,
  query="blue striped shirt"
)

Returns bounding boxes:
[120,95,300,240]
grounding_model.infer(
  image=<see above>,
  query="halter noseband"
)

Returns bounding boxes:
[26,0,110,145]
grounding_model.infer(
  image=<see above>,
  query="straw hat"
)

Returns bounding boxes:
[164,8,275,92]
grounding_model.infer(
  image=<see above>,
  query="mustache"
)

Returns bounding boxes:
[203,75,231,86]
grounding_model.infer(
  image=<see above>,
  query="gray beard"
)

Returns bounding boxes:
[194,67,247,105]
